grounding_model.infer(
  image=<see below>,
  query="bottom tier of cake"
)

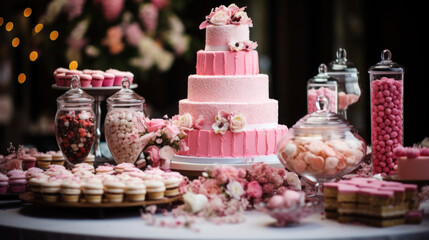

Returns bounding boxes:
[177,125,287,158]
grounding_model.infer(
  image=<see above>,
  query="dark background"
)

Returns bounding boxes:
[0,0,428,154]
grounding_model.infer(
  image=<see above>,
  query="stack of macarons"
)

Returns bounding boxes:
[53,67,134,88]
[23,163,187,203]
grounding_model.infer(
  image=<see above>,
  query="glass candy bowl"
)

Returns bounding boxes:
[276,96,366,196]
[55,76,95,166]
[105,77,146,165]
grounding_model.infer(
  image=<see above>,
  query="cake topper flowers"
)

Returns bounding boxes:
[199,4,253,29]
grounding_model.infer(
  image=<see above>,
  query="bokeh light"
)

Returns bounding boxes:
[0,17,4,26]
[23,8,32,17]
[18,73,26,84]
[5,22,14,31]
[29,51,38,61]
[50,30,59,41]
[34,23,43,33]
[11,37,20,47]
[69,60,78,70]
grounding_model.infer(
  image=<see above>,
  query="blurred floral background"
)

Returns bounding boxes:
[0,0,428,154]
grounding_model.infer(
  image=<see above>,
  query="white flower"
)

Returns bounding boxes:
[172,113,193,130]
[159,146,174,160]
[226,181,245,199]
[183,191,208,214]
[212,120,229,135]
[228,41,244,51]
[210,11,229,25]
[229,114,246,132]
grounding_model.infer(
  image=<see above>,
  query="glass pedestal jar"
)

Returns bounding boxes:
[308,64,338,114]
[55,76,95,167]
[327,48,361,119]
[368,49,404,175]
[105,77,146,165]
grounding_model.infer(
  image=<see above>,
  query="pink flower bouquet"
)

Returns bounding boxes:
[137,116,188,170]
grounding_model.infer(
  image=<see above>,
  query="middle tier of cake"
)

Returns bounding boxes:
[187,74,268,102]
[179,99,279,130]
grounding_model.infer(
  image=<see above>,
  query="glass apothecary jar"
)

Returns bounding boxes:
[55,75,95,166]
[308,64,338,114]
[277,96,366,197]
[327,48,361,119]
[105,77,146,164]
[368,49,404,175]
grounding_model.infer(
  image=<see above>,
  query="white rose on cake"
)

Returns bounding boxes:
[229,114,246,132]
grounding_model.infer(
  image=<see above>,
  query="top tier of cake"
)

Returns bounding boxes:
[205,25,249,51]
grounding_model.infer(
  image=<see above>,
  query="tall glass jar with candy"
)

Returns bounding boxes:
[368,49,404,175]
[327,48,361,119]
[105,77,146,165]
[55,75,95,167]
[308,64,338,114]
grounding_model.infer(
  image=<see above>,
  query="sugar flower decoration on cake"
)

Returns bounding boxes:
[172,113,204,131]
[212,111,246,134]
[199,4,253,29]
[228,41,258,52]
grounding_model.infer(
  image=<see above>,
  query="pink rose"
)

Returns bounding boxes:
[189,179,202,194]
[200,179,222,197]
[144,146,160,167]
[146,118,167,133]
[5,158,22,171]
[163,125,180,141]
[172,113,193,131]
[246,181,262,198]
[159,146,174,161]
[262,183,274,194]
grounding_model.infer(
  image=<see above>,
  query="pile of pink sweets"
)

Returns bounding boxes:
[307,87,337,113]
[53,68,134,88]
[370,77,403,175]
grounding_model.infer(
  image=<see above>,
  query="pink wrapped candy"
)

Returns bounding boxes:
[307,87,337,113]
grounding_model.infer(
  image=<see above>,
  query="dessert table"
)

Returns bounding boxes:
[0,203,428,240]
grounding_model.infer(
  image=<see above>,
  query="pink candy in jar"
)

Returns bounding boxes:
[368,50,404,175]
[276,99,366,183]
[307,64,338,114]
[104,109,146,164]
[105,76,146,165]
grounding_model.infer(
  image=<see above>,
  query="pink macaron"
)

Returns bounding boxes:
[21,155,37,170]
[102,72,115,87]
[91,73,104,87]
[79,73,92,87]
[55,73,67,86]
[8,170,27,193]
[0,173,9,194]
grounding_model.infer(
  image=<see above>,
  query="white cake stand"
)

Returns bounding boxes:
[170,154,283,178]
[52,84,138,165]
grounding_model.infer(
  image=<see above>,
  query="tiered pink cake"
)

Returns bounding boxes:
[171,4,288,172]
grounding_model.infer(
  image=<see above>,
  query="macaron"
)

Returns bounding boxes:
[90,73,104,87]
[103,179,126,203]
[125,178,146,202]
[82,177,104,203]
[102,72,115,87]
[29,173,49,199]
[0,173,9,194]
[60,177,81,203]
[79,73,92,87]
[51,152,65,166]
[20,155,37,170]
[41,177,62,202]
[163,177,182,197]
[8,170,27,193]
[35,153,52,169]
[145,180,165,200]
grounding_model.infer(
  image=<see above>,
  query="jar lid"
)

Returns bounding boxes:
[309,63,338,84]
[327,48,359,73]
[107,77,145,108]
[56,75,94,106]
[293,95,353,134]
[368,49,404,73]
